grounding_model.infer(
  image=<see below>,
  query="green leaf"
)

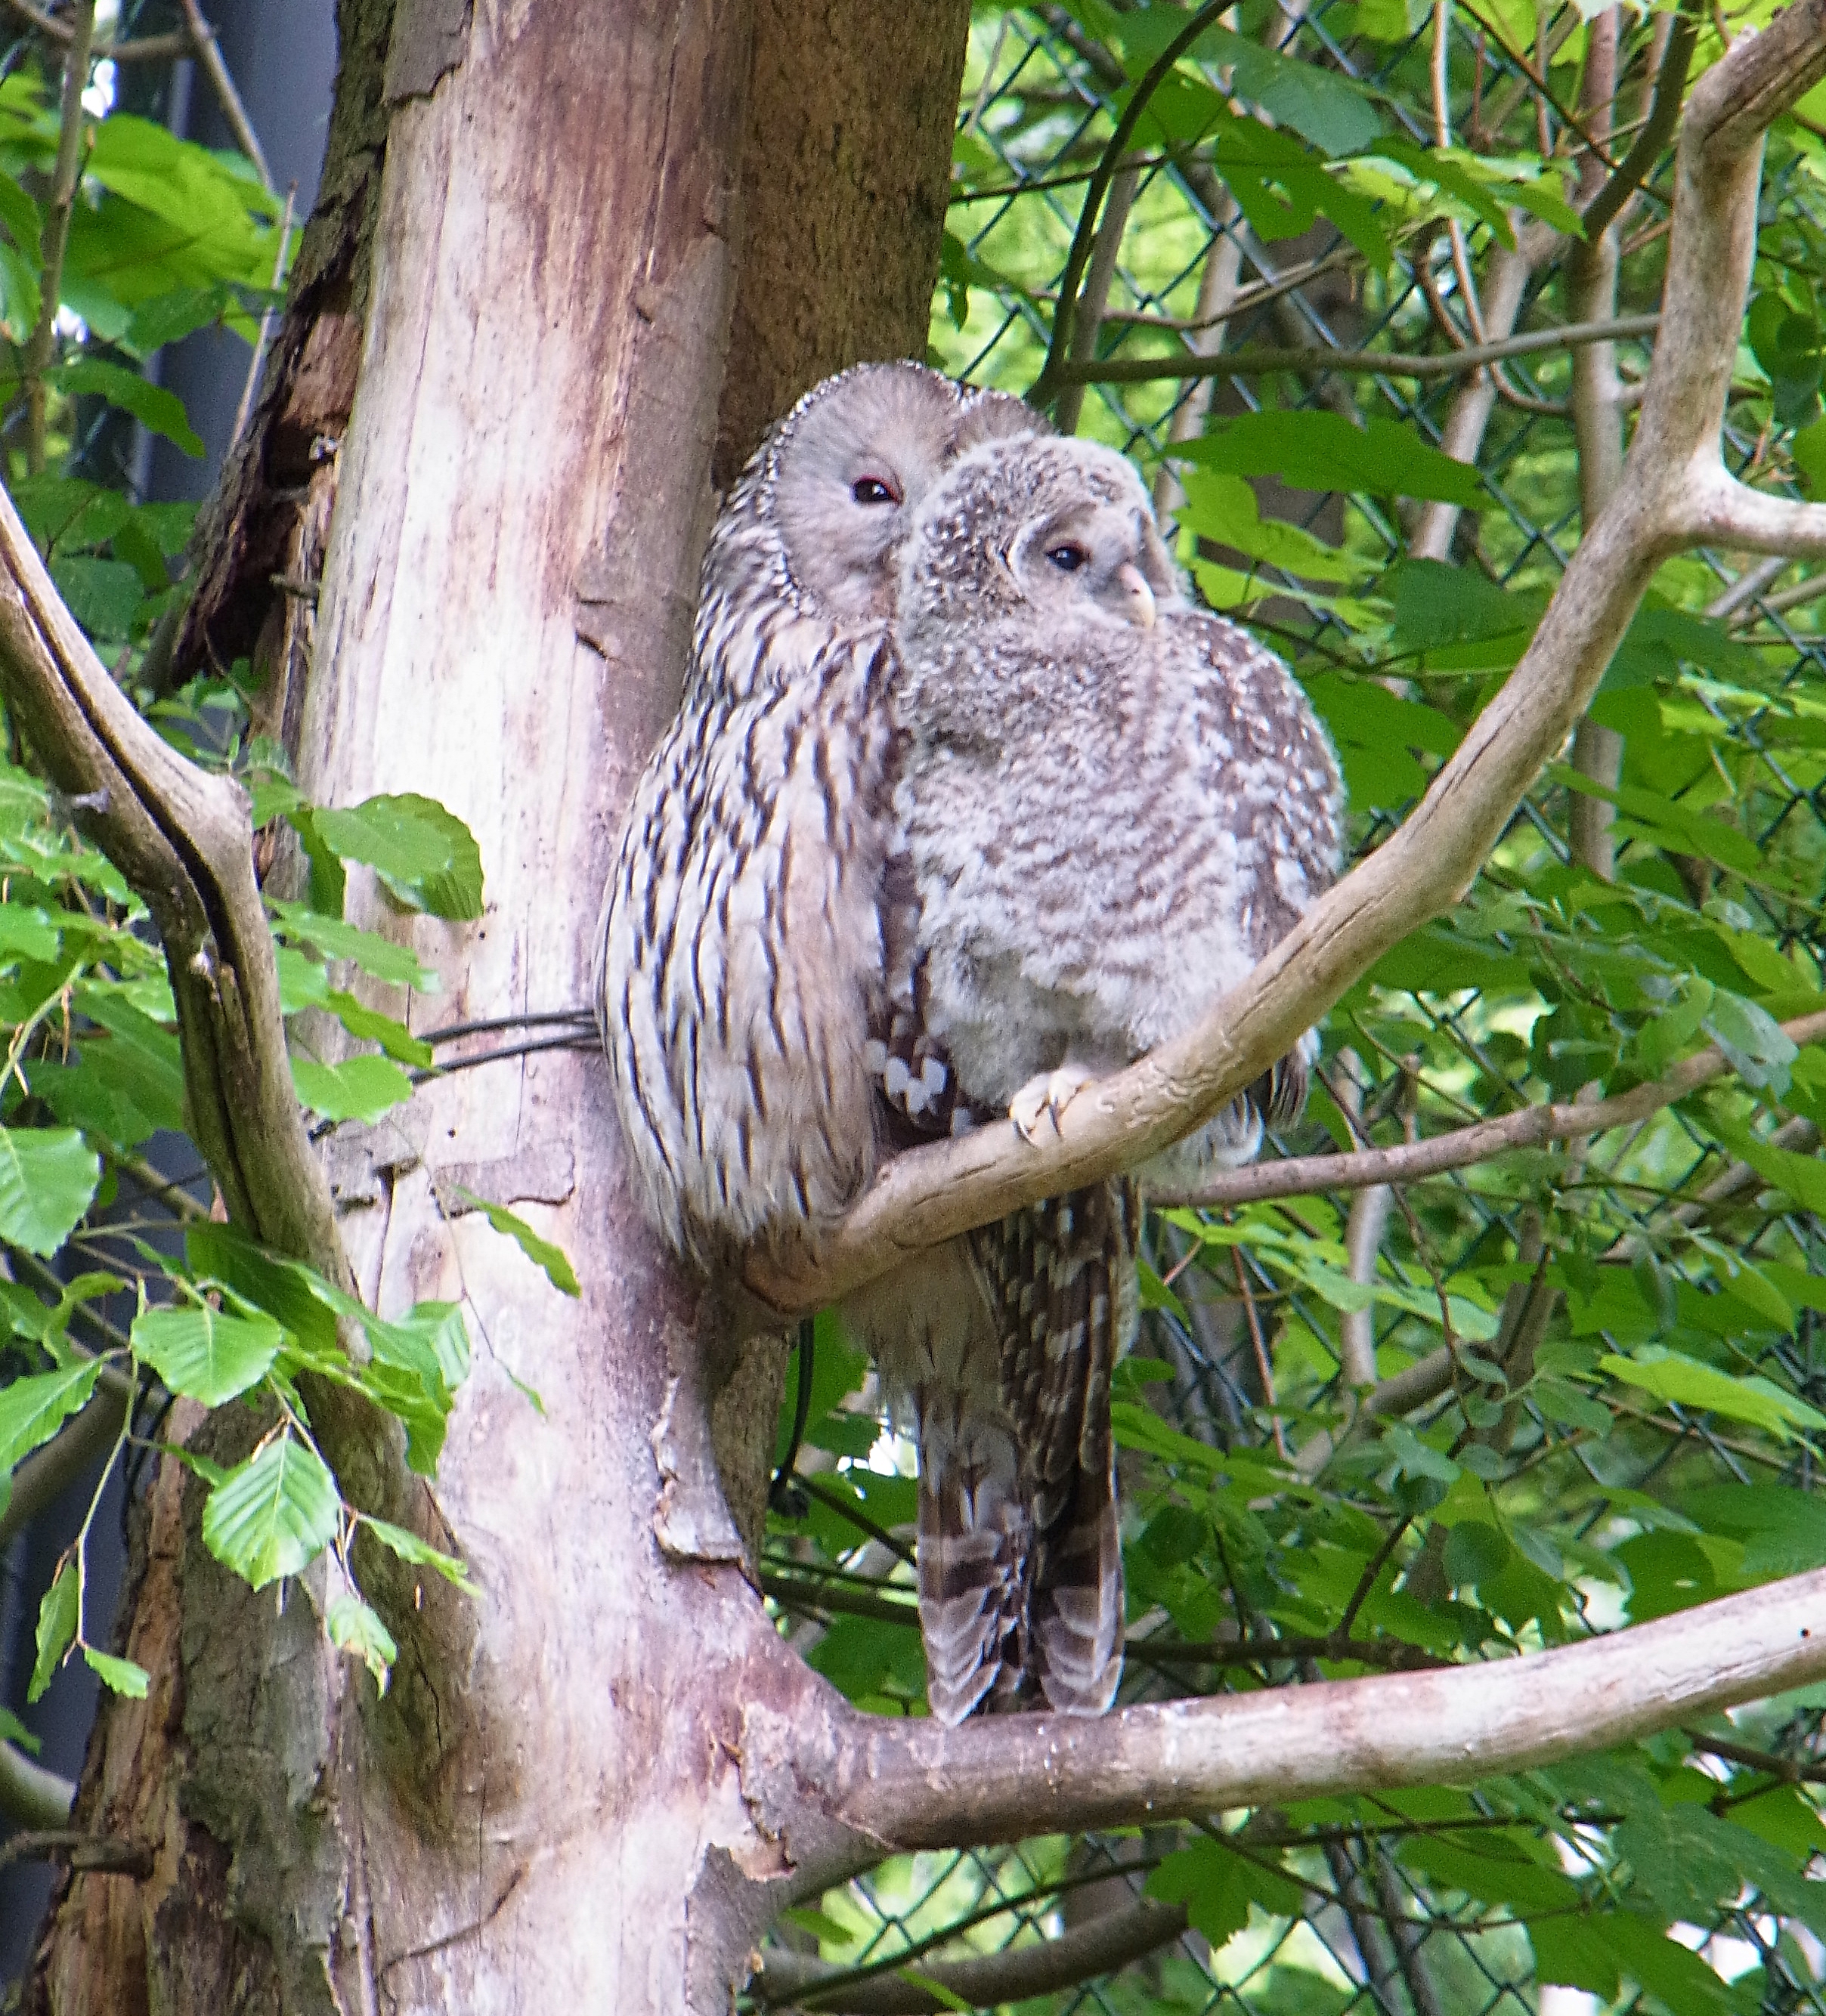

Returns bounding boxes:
[1179,412,1481,505]
[0,168,42,255]
[778,1907,856,1950]
[449,1185,579,1297]
[360,1515,475,1591]
[0,1358,103,1472]
[1704,1113,1826,1214]
[1148,1836,1305,1946]
[131,1304,281,1406]
[1397,1832,1579,1915]
[1175,468,1370,583]
[1546,765,1763,876]
[1386,558,1544,667]
[53,358,203,457]
[1442,1521,1511,1591]
[82,1648,150,1698]
[326,1591,396,1690]
[0,1705,39,1752]
[49,554,146,637]
[1682,1483,1826,1577]
[185,1222,340,1358]
[1112,8,1385,154]
[1601,1347,1826,1440]
[28,1560,77,1702]
[200,1436,342,1589]
[292,1053,414,1123]
[0,1124,101,1254]
[267,900,439,991]
[1700,992,1798,1093]
[308,794,484,920]
[323,991,434,1068]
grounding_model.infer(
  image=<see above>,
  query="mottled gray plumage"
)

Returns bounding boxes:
[895,433,1345,1175]
[597,362,1051,1724]
[892,433,1345,1715]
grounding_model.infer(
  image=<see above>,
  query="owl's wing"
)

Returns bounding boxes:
[970,1177,1140,1715]
[599,625,894,1260]
[1181,610,1345,1140]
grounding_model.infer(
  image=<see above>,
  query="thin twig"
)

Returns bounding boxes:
[178,0,271,188]
[22,0,95,476]
[1233,1247,1288,1460]
[1057,314,1662,390]
[0,0,184,60]
[0,1827,150,1875]
[231,186,294,447]
[794,1473,916,1567]
[1029,0,1230,409]
[1153,1006,1826,1210]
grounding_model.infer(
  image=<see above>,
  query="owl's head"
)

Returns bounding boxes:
[754,363,1040,620]
[899,435,1181,638]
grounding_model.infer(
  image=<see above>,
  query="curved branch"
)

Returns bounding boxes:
[791,1567,1826,1851]
[1153,1007,1826,1210]
[751,1898,1187,2012]
[0,488,465,1732]
[1682,468,1826,557]
[0,487,342,1277]
[744,0,1826,1325]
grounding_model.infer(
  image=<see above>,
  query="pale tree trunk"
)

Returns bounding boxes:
[23,3,966,2010]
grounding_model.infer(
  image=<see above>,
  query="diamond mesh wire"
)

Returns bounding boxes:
[756,7,1826,2010]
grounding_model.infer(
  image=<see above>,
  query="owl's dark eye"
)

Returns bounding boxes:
[852,475,901,506]
[1046,542,1089,573]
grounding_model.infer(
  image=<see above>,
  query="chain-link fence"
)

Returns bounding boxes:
[757,5,1826,2011]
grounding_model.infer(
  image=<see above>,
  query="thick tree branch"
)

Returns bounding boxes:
[745,0,1826,1324]
[1154,1008,1826,1209]
[782,1566,1826,1851]
[751,1897,1187,2011]
[0,487,342,1277]
[1682,468,1826,555]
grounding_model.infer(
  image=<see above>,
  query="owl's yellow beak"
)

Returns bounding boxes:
[1117,561,1156,629]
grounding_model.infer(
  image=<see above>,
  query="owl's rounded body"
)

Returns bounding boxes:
[602,610,894,1259]
[598,363,1033,1263]
[895,434,1344,1175]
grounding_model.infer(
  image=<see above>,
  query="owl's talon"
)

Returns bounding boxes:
[1009,1067,1096,1143]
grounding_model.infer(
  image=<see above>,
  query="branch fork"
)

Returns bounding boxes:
[745,0,1826,1324]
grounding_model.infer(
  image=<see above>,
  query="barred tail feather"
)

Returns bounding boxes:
[917,1461,1033,1726]
[973,1177,1140,1717]
[1032,1458,1123,1715]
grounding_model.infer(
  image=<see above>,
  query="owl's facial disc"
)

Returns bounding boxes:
[1020,502,1162,629]
[771,369,973,620]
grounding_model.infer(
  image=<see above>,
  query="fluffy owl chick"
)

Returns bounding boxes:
[889,436,1344,1717]
[894,433,1345,1183]
[598,361,1032,1265]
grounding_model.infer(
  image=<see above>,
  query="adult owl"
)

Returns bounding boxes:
[597,362,1048,1724]
[598,361,1031,1263]
[890,431,1345,1712]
